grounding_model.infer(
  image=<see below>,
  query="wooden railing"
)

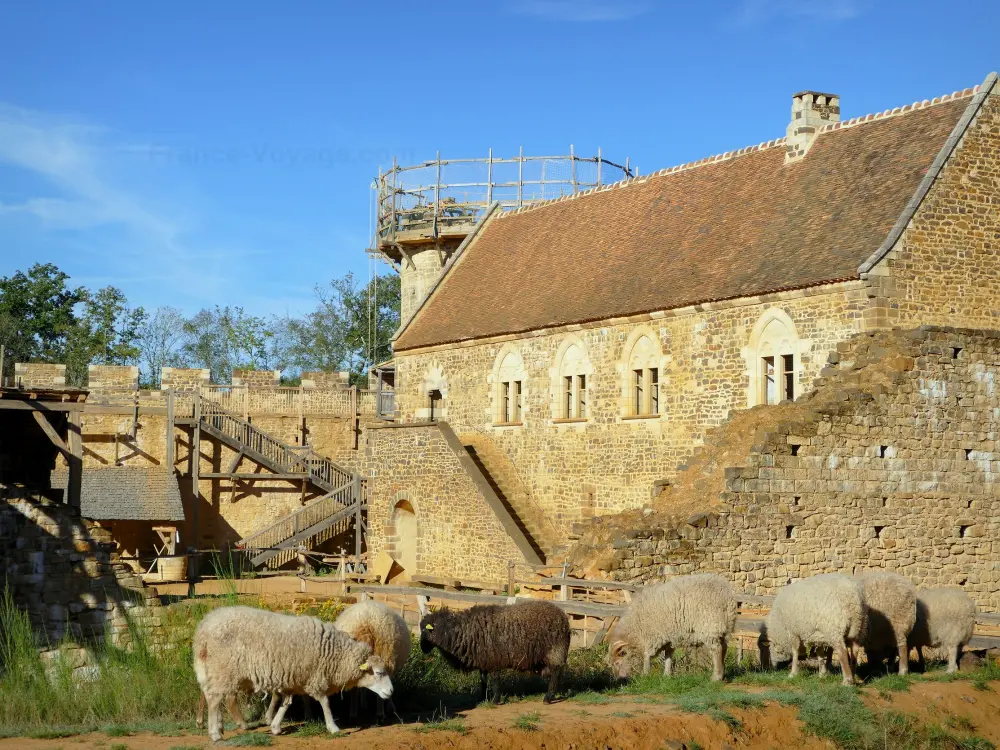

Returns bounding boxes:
[199,399,353,491]
[199,384,386,419]
[237,481,356,554]
[377,390,395,420]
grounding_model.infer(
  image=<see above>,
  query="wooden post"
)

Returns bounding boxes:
[165,388,175,471]
[517,146,523,207]
[298,384,305,445]
[597,147,602,187]
[353,475,363,569]
[570,143,577,194]
[0,344,5,387]
[391,157,398,242]
[433,151,441,239]
[507,560,516,598]
[191,393,201,552]
[486,148,493,206]
[625,156,631,178]
[66,410,83,510]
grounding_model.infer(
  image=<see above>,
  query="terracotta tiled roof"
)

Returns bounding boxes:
[394,89,977,351]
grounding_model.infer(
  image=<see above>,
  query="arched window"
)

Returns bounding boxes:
[746,309,801,406]
[555,340,590,420]
[390,498,417,574]
[493,348,526,425]
[625,333,661,416]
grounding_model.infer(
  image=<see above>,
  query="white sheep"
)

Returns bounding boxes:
[764,573,867,685]
[608,573,738,681]
[857,572,917,675]
[908,587,977,673]
[334,599,412,720]
[193,606,392,742]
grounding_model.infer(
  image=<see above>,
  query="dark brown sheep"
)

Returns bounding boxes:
[419,600,570,703]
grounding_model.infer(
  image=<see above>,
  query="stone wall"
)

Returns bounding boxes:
[14,363,66,388]
[0,490,166,661]
[870,86,1000,330]
[364,422,533,582]
[302,371,351,390]
[160,367,210,391]
[391,284,867,543]
[575,327,1000,611]
[399,239,462,323]
[87,365,139,390]
[232,369,281,387]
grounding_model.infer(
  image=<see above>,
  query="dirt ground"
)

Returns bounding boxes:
[5,680,999,750]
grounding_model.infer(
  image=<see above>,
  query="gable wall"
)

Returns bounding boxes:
[873,88,1000,329]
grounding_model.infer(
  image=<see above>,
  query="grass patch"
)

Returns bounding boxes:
[104,725,132,737]
[288,722,328,737]
[412,718,468,734]
[513,711,541,731]
[568,690,612,704]
[25,727,84,739]
[222,734,273,747]
[110,744,129,750]
[868,673,911,697]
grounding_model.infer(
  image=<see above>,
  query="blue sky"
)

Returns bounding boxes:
[1,0,997,318]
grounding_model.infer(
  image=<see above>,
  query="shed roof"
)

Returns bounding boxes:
[52,467,185,521]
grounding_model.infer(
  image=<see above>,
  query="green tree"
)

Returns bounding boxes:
[0,264,86,379]
[64,287,147,386]
[182,305,276,383]
[137,306,188,388]
[284,271,400,385]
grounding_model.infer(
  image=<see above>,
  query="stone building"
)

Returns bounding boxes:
[366,72,1000,582]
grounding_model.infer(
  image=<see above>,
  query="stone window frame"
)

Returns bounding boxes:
[385,491,418,575]
[617,325,668,420]
[549,335,594,424]
[488,344,527,427]
[416,363,448,421]
[743,308,811,407]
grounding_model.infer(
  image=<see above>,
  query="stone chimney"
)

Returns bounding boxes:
[785,91,840,163]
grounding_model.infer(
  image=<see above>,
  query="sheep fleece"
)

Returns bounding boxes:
[909,587,976,651]
[193,606,372,697]
[335,600,411,674]
[767,573,867,655]
[858,572,917,651]
[421,600,570,674]
[616,573,738,654]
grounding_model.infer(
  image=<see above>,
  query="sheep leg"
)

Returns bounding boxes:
[206,693,224,742]
[662,646,675,677]
[642,651,652,675]
[269,693,294,736]
[226,694,247,730]
[947,644,960,674]
[479,671,489,701]
[818,647,830,677]
[711,639,726,682]
[897,640,910,676]
[264,692,280,724]
[196,692,205,729]
[376,696,385,721]
[489,674,501,704]
[837,641,854,686]
[349,689,359,720]
[789,644,800,678]
[543,665,562,704]
[315,693,340,735]
[916,646,926,673]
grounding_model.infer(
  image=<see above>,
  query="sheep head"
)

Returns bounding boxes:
[418,608,451,654]
[607,639,640,680]
[355,654,393,699]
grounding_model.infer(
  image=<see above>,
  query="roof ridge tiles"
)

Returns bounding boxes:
[495,85,979,223]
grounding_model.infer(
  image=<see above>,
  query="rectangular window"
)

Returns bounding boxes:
[782,354,795,401]
[577,374,587,419]
[513,381,523,423]
[632,369,644,415]
[502,381,511,423]
[763,356,776,405]
[429,389,442,421]
[649,368,659,415]
[564,376,574,418]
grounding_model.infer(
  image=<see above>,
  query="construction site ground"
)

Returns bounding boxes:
[3,677,999,749]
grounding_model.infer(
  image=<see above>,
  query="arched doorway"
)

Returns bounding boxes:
[390,498,417,576]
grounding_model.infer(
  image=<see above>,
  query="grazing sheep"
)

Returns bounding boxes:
[193,606,392,742]
[764,573,867,686]
[336,600,412,721]
[608,573,738,682]
[908,587,976,673]
[419,599,570,704]
[857,572,917,675]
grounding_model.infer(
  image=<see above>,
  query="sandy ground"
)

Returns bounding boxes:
[5,681,1000,750]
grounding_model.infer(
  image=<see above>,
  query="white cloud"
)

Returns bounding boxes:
[736,0,863,24]
[512,0,651,22]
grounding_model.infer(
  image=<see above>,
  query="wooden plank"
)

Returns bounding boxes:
[32,410,70,455]
[533,577,638,592]
[0,399,85,412]
[66,410,82,510]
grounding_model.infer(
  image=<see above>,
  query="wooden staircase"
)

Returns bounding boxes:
[195,399,365,569]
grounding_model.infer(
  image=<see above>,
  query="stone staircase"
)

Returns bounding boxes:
[459,435,563,560]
